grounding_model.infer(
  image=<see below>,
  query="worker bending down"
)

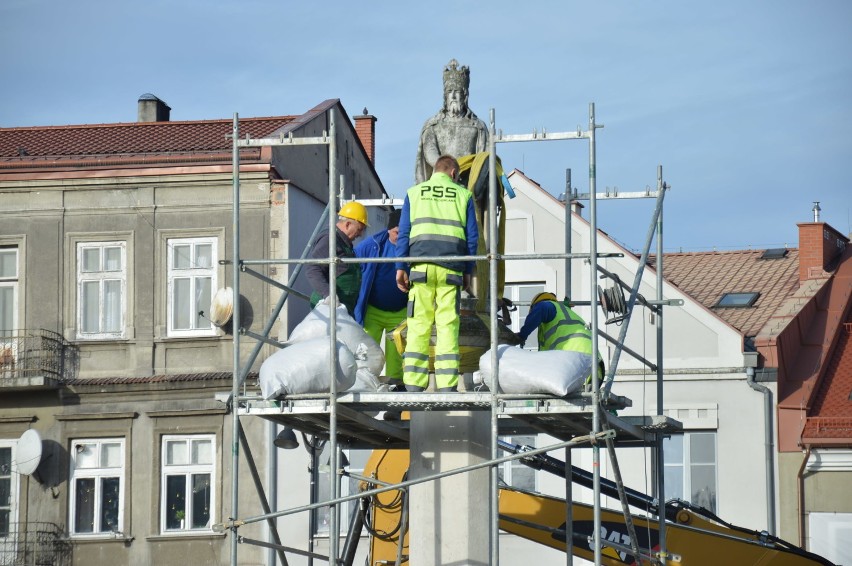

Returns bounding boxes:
[518,292,605,382]
[305,201,368,317]
[395,155,479,392]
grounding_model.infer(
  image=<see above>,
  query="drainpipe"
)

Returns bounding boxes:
[797,445,812,548]
[747,366,777,535]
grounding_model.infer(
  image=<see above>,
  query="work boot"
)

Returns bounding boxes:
[388,381,406,393]
[437,386,457,392]
[405,384,425,392]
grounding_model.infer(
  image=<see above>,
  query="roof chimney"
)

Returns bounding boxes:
[138,93,171,122]
[798,207,849,283]
[354,108,377,165]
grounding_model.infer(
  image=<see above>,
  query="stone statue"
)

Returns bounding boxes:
[414,59,488,183]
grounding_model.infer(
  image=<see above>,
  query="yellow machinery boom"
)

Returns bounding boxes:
[357,447,835,566]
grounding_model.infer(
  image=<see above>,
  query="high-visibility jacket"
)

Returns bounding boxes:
[538,300,595,355]
[398,171,477,274]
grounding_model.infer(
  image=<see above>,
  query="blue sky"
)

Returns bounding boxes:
[2,1,850,252]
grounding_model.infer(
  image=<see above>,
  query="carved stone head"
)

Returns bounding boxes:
[442,59,470,116]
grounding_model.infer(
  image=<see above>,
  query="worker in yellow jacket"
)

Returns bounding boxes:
[395,155,479,392]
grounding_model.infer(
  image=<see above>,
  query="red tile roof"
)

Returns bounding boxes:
[0,116,296,159]
[648,249,801,338]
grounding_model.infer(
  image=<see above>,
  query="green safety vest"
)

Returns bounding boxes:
[538,301,595,354]
[310,235,360,317]
[407,172,472,272]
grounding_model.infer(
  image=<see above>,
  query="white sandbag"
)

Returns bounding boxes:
[477,345,592,396]
[259,338,357,399]
[348,367,382,393]
[289,303,385,376]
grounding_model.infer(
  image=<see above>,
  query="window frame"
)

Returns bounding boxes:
[0,247,19,370]
[498,435,538,492]
[0,439,20,540]
[160,434,216,534]
[715,292,759,308]
[166,237,217,338]
[68,437,126,537]
[76,241,127,340]
[503,282,546,350]
[314,444,371,537]
[663,431,718,513]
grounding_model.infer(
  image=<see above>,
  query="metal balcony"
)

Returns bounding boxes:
[0,330,77,389]
[0,522,71,566]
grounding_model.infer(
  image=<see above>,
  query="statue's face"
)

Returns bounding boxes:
[445,88,467,116]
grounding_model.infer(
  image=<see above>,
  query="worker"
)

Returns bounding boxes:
[396,155,479,392]
[354,209,407,390]
[517,292,605,382]
[305,201,368,317]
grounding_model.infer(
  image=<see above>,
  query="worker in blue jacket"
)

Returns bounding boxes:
[518,291,605,383]
[355,209,408,390]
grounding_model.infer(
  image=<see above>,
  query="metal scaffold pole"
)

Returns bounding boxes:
[588,102,603,566]
[230,112,241,566]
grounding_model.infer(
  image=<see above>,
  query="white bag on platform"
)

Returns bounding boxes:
[289,303,385,376]
[259,338,357,398]
[477,345,592,396]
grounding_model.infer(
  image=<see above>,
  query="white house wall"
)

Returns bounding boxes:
[504,172,774,534]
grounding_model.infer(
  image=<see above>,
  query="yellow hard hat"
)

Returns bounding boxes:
[339,201,368,226]
[531,292,557,307]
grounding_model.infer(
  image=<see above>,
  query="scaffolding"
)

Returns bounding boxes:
[217,103,680,566]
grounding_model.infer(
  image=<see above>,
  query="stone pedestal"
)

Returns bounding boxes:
[409,410,491,565]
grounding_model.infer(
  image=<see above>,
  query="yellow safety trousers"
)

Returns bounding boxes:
[363,304,406,381]
[403,263,462,389]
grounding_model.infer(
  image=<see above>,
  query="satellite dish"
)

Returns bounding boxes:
[15,429,42,476]
[209,287,234,328]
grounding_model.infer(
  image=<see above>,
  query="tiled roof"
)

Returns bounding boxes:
[648,249,801,338]
[0,116,296,159]
[810,324,852,416]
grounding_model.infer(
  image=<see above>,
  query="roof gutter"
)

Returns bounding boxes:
[747,364,777,535]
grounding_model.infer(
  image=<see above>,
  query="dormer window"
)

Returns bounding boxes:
[715,292,759,308]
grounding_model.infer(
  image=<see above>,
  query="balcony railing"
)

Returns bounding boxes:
[0,522,71,566]
[0,330,77,386]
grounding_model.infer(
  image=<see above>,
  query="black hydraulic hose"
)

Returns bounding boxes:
[340,497,368,566]
[498,440,661,515]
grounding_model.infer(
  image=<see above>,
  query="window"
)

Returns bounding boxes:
[760,248,788,260]
[1,247,18,337]
[504,283,545,350]
[315,444,370,536]
[76,242,126,339]
[1,442,19,539]
[167,238,216,337]
[715,292,759,308]
[498,435,537,491]
[161,435,214,533]
[663,432,717,513]
[69,439,125,535]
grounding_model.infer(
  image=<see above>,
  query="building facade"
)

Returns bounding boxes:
[0,95,386,566]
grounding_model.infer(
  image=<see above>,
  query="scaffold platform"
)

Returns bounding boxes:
[239,391,681,449]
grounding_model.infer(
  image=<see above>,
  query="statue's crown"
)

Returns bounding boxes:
[443,59,470,92]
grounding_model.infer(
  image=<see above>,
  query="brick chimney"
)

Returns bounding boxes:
[797,218,849,283]
[137,93,171,122]
[354,108,377,164]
